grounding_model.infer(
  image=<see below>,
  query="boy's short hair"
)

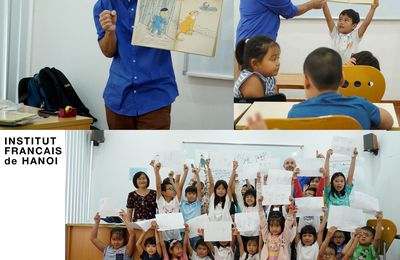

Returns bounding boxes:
[340,9,360,24]
[161,182,173,192]
[328,242,338,255]
[185,185,198,195]
[160,8,168,12]
[305,187,317,195]
[351,51,380,70]
[303,47,342,91]
[361,226,376,238]
[144,236,156,247]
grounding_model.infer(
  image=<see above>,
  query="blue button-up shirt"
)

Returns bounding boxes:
[94,0,178,116]
[236,0,298,43]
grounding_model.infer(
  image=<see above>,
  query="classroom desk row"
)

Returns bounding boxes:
[0,105,92,130]
[66,224,154,260]
[234,102,400,130]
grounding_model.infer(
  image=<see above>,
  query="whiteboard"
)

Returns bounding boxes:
[292,0,400,20]
[183,141,304,183]
[184,0,234,80]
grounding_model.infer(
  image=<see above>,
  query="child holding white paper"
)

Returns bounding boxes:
[151,160,182,242]
[318,226,338,260]
[258,195,295,260]
[208,161,236,222]
[324,148,357,209]
[322,0,379,60]
[90,212,135,260]
[350,211,383,260]
[160,237,188,260]
[183,224,212,260]
[293,223,325,260]
[236,229,261,260]
[198,228,236,260]
[136,221,163,260]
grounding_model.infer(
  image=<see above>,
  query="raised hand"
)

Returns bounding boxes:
[327,226,337,235]
[326,149,333,158]
[94,212,101,224]
[99,10,117,32]
[233,161,239,171]
[352,148,358,158]
[183,164,189,174]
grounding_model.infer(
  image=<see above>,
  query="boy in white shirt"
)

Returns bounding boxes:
[322,0,379,61]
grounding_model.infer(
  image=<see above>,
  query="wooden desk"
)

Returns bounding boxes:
[234,103,252,125]
[0,106,92,130]
[276,73,304,91]
[66,224,155,260]
[235,102,400,130]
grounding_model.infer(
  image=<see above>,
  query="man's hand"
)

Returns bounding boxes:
[99,10,117,32]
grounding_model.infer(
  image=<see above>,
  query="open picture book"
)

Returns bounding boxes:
[132,0,223,57]
[329,0,375,4]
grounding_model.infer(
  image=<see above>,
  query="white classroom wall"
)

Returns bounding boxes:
[87,130,400,258]
[28,0,232,130]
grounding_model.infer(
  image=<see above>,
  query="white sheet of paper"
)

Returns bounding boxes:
[161,150,185,171]
[262,184,291,205]
[239,163,259,179]
[204,221,232,242]
[267,169,293,184]
[98,198,120,217]
[258,158,281,175]
[235,212,260,232]
[328,206,366,232]
[332,136,357,156]
[295,197,324,217]
[186,214,210,238]
[297,158,324,177]
[130,218,155,232]
[350,191,380,214]
[156,213,185,231]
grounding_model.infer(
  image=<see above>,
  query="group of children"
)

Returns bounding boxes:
[90,149,383,260]
[234,1,394,130]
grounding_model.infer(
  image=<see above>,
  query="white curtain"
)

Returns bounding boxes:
[65,131,93,224]
[0,0,33,102]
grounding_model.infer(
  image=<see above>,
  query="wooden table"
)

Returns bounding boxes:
[235,102,400,130]
[66,224,154,260]
[234,103,253,125]
[0,106,92,130]
[276,73,304,91]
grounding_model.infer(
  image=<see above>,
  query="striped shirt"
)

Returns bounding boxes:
[234,70,276,98]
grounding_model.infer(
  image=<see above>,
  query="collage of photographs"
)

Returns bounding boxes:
[0,0,399,259]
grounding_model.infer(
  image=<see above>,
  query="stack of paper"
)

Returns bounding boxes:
[0,111,37,126]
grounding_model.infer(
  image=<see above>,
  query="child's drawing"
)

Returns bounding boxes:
[150,8,169,36]
[176,10,200,40]
[200,1,218,12]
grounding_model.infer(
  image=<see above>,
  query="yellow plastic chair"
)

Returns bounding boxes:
[264,115,362,130]
[339,65,386,102]
[367,218,397,259]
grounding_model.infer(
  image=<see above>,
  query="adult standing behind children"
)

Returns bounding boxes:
[126,171,157,222]
[94,0,178,129]
[322,0,379,61]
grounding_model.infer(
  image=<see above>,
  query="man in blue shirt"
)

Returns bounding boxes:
[288,47,393,130]
[94,0,178,129]
[236,0,327,43]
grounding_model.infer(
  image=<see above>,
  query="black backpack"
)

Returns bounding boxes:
[18,67,97,122]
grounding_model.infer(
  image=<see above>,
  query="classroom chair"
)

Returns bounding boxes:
[264,115,362,130]
[367,218,397,260]
[234,93,286,103]
[339,65,386,102]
